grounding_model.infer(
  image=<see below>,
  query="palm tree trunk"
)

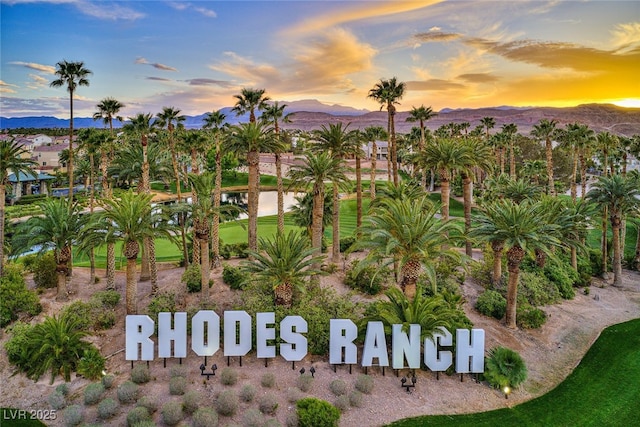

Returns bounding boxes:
[370,142,377,200]
[400,260,421,300]
[311,185,324,255]
[274,282,293,308]
[89,153,96,284]
[440,175,450,221]
[356,155,362,230]
[247,150,260,252]
[56,270,69,302]
[332,183,340,263]
[462,173,473,256]
[200,237,210,300]
[580,153,587,198]
[500,148,505,176]
[602,206,608,279]
[429,168,435,192]
[491,241,503,285]
[126,257,137,314]
[506,245,525,328]
[68,90,75,208]
[545,138,555,195]
[611,215,623,287]
[509,142,516,179]
[389,110,398,185]
[571,148,578,202]
[212,143,222,269]
[632,222,640,271]
[139,158,151,281]
[147,237,158,295]
[276,152,285,233]
[106,242,116,290]
[0,183,6,277]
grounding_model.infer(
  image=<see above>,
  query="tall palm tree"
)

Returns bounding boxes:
[501,123,518,179]
[50,60,92,205]
[99,190,174,314]
[13,198,84,301]
[530,118,558,195]
[287,151,349,255]
[226,122,277,252]
[243,231,325,307]
[202,110,228,267]
[312,123,359,262]
[587,174,640,286]
[406,105,437,189]
[232,88,270,123]
[470,199,561,328]
[188,173,215,300]
[261,102,293,232]
[368,77,406,185]
[355,195,463,299]
[480,116,496,140]
[362,126,387,199]
[0,139,38,276]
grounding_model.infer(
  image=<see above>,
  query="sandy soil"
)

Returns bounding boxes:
[1,259,639,427]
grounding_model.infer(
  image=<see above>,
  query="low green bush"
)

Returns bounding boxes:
[329,379,347,396]
[297,374,314,392]
[63,404,83,427]
[183,390,201,414]
[259,394,279,415]
[97,398,119,420]
[101,374,115,389]
[56,383,69,396]
[354,374,374,394]
[243,408,265,427]
[484,346,528,389]
[0,264,42,327]
[130,364,151,384]
[239,384,256,402]
[48,390,66,410]
[169,376,187,395]
[348,390,363,408]
[340,235,358,253]
[544,261,577,299]
[334,395,350,412]
[91,290,121,308]
[126,406,150,427]
[517,304,547,329]
[182,264,202,293]
[136,396,158,414]
[343,260,389,295]
[215,390,238,416]
[77,347,105,380]
[296,397,341,427]
[117,381,139,404]
[222,264,248,290]
[261,372,276,388]
[145,292,177,332]
[161,401,183,426]
[192,407,219,427]
[475,290,507,320]
[220,367,238,386]
[287,387,303,403]
[32,252,57,289]
[83,382,105,405]
[170,365,188,378]
[519,270,561,306]
[4,321,33,366]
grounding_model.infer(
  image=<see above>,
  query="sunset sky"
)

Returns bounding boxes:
[1,0,639,118]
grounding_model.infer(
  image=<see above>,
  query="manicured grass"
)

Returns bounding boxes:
[388,318,640,426]
[426,193,466,218]
[150,172,287,193]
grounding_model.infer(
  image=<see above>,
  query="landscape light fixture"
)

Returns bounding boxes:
[310,366,316,378]
[200,363,218,380]
[503,386,511,399]
[401,375,417,393]
[299,367,306,375]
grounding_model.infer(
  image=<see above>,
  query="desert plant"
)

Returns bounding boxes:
[126,406,150,427]
[296,397,340,427]
[264,418,282,427]
[0,264,42,327]
[261,372,276,388]
[475,290,507,320]
[484,346,528,389]
[329,379,347,396]
[220,367,238,385]
[343,260,389,295]
[239,384,256,402]
[77,347,105,380]
[348,390,363,408]
[334,395,350,412]
[48,390,67,410]
[259,394,279,415]
[101,374,115,389]
[91,290,121,308]
[183,390,201,414]
[161,401,183,426]
[182,264,202,293]
[32,252,57,289]
[130,364,151,384]
[56,383,70,396]
[297,374,314,393]
[285,412,299,427]
[517,304,547,329]
[63,404,84,427]
[223,264,248,290]
[354,374,374,394]
[117,380,139,404]
[243,408,265,427]
[287,387,303,403]
[170,365,188,378]
[169,376,187,395]
[83,382,105,405]
[136,396,158,414]
[192,407,219,427]
[215,390,239,416]
[97,398,119,420]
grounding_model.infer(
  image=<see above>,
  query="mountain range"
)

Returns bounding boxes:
[2,101,639,136]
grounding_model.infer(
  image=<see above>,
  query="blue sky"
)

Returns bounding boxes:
[1,0,639,118]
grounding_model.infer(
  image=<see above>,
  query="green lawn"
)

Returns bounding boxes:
[388,318,640,427]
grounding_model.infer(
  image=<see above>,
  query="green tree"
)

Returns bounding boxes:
[50,60,92,205]
[232,87,270,123]
[531,118,559,195]
[501,123,518,179]
[406,105,437,189]
[362,126,387,199]
[0,139,37,276]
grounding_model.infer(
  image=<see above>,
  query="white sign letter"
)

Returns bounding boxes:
[126,315,155,361]
[191,310,220,357]
[280,315,307,361]
[256,312,276,359]
[329,319,358,365]
[424,327,452,372]
[224,311,252,357]
[361,321,389,367]
[392,324,421,369]
[158,312,187,358]
[456,329,485,373]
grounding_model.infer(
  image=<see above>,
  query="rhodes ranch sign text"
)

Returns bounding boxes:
[126,311,485,373]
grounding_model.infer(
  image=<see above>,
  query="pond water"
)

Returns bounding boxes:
[182,191,300,219]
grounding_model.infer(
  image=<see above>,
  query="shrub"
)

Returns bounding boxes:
[192,407,219,427]
[182,264,202,293]
[215,390,238,416]
[261,372,276,388]
[259,394,279,415]
[287,387,303,403]
[84,382,105,405]
[239,384,256,402]
[339,235,357,253]
[169,376,187,395]
[517,305,547,329]
[117,381,139,403]
[145,292,177,331]
[126,406,150,427]
[475,290,507,320]
[97,398,119,420]
[234,242,249,258]
[354,374,374,394]
[130,421,155,427]
[544,262,576,299]
[130,364,151,384]
[296,398,340,427]
[348,390,363,408]
[161,401,183,426]
[519,271,560,306]
[343,260,389,295]
[59,300,94,331]
[77,347,105,380]
[484,346,528,389]
[329,379,347,396]
[220,367,238,385]
[63,404,83,427]
[170,365,188,378]
[243,408,265,427]
[56,383,70,396]
[297,375,314,393]
[48,390,66,410]
[264,418,282,427]
[102,374,115,389]
[183,390,201,414]
[0,264,42,327]
[222,264,248,290]
[334,395,350,412]
[285,412,299,427]
[91,290,121,308]
[136,396,158,414]
[32,252,57,289]
[4,322,33,368]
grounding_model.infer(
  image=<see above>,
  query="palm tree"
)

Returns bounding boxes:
[0,139,38,276]
[530,118,559,195]
[226,122,277,251]
[406,105,437,189]
[312,123,359,262]
[50,60,92,204]
[13,198,84,301]
[188,173,215,300]
[587,174,640,286]
[232,88,270,123]
[202,110,228,267]
[99,190,174,314]
[368,77,406,185]
[355,195,463,299]
[287,151,349,255]
[470,199,561,328]
[362,126,387,199]
[289,192,333,240]
[480,116,496,140]
[242,231,325,307]
[501,123,518,179]
[261,102,293,232]
[93,97,125,134]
